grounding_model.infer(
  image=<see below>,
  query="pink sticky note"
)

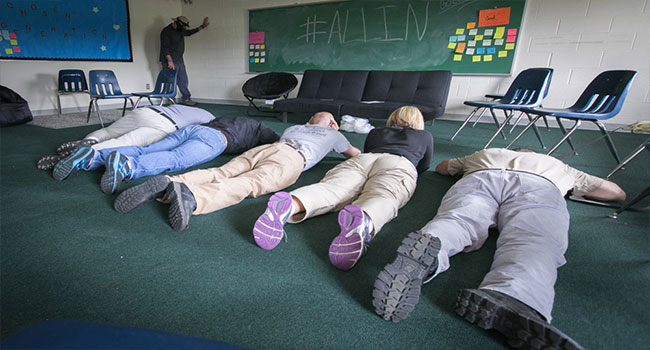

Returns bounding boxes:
[12,46,20,52]
[248,31,264,44]
[507,28,517,36]
[506,35,516,43]
[9,32,16,39]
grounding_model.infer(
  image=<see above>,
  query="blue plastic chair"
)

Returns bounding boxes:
[132,69,178,109]
[57,70,88,115]
[451,68,553,149]
[509,70,637,163]
[87,70,134,127]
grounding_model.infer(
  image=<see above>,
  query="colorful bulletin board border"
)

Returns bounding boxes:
[0,0,132,61]
[446,6,519,68]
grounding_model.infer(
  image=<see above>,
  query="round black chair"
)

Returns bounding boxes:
[242,72,297,115]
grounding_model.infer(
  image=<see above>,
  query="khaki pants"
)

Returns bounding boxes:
[168,143,304,215]
[87,108,177,150]
[289,153,418,234]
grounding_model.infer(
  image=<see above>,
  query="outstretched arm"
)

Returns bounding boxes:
[342,146,361,158]
[435,160,451,176]
[583,179,626,201]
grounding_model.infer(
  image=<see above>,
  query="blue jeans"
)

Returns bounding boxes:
[92,125,227,179]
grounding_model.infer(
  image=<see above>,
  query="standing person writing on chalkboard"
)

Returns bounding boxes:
[160,15,209,106]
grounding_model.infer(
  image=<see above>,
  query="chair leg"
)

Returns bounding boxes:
[607,138,650,179]
[528,112,546,149]
[508,111,525,134]
[594,121,622,164]
[133,97,143,110]
[490,108,507,140]
[608,186,650,218]
[57,94,62,115]
[506,114,543,149]
[450,108,480,141]
[542,115,550,130]
[555,118,578,154]
[547,120,581,156]
[281,111,288,123]
[148,97,153,106]
[94,100,105,127]
[87,99,94,122]
[122,99,128,116]
[471,108,488,127]
[484,109,513,149]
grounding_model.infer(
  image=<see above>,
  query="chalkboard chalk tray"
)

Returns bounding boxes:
[248,0,526,74]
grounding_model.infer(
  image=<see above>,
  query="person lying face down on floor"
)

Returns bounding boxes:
[252,106,434,271]
[51,115,279,194]
[37,105,216,170]
[372,147,626,350]
[113,111,361,232]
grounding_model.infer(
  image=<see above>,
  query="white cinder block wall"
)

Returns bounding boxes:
[1,0,648,126]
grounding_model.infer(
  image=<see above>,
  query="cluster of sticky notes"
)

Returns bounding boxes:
[447,23,518,63]
[249,44,266,64]
[0,30,20,55]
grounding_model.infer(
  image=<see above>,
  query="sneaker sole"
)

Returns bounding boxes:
[372,231,441,322]
[253,192,292,250]
[52,147,94,181]
[37,155,63,171]
[454,289,583,350]
[328,205,365,271]
[114,176,170,213]
[100,152,121,194]
[169,182,191,232]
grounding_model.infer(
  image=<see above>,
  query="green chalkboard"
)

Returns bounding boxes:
[248,0,526,74]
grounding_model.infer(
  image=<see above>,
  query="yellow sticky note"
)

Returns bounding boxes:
[505,43,515,50]
[254,58,260,63]
[472,55,481,62]
[467,22,476,29]
[474,35,483,41]
[456,28,465,35]
[494,26,505,39]
[453,54,462,61]
[498,50,508,58]
[448,42,457,49]
[5,48,13,54]
[10,39,17,45]
[260,44,265,49]
[484,55,493,62]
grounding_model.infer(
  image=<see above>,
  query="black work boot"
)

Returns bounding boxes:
[166,182,197,232]
[372,231,441,322]
[455,288,584,350]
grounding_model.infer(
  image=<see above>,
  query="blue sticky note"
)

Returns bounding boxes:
[457,35,466,41]
[250,58,255,63]
[487,47,496,54]
[476,47,486,54]
[449,36,458,42]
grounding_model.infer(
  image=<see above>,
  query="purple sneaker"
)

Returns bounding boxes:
[329,205,371,271]
[253,192,293,250]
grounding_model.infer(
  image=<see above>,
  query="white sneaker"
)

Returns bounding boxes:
[339,121,355,132]
[354,123,374,134]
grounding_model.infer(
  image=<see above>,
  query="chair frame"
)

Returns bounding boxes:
[87,70,134,127]
[242,72,298,115]
[132,69,178,109]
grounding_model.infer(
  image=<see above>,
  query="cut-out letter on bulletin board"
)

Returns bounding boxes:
[478,7,511,27]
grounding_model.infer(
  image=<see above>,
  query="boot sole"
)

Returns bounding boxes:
[372,231,440,322]
[114,176,169,213]
[168,182,191,232]
[455,289,583,350]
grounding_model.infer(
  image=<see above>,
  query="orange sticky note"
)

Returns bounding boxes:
[453,54,462,61]
[467,22,476,29]
[455,42,466,53]
[472,55,481,62]
[498,50,508,58]
[260,44,265,49]
[448,42,457,49]
[478,7,511,27]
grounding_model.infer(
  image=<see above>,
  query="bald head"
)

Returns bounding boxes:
[307,112,339,130]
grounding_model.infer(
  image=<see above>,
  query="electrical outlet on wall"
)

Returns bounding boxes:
[145,83,151,89]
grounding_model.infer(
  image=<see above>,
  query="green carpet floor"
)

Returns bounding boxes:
[1,104,648,349]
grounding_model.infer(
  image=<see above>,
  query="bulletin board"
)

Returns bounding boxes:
[248,0,526,74]
[0,0,132,61]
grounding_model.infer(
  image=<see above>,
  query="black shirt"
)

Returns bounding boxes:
[202,116,280,154]
[363,126,433,174]
[159,24,199,64]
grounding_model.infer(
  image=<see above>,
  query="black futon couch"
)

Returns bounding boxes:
[274,69,452,123]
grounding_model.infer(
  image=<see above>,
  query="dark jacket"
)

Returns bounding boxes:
[202,116,280,154]
[159,24,199,64]
[363,126,433,174]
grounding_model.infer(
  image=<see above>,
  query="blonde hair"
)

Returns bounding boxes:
[386,106,424,130]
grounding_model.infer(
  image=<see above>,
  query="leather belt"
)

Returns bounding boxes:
[280,141,307,166]
[148,107,178,130]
